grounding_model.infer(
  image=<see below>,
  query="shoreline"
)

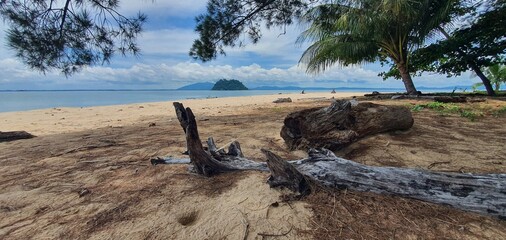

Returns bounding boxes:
[0,92,365,136]
[0,89,368,113]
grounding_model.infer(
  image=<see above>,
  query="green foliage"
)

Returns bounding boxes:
[212,79,248,90]
[0,0,146,76]
[296,0,457,94]
[411,102,483,121]
[407,1,506,79]
[459,110,480,121]
[492,106,506,117]
[190,0,314,61]
[472,64,506,92]
[411,105,424,112]
[425,102,460,113]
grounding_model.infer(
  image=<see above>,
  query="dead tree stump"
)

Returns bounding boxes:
[280,100,414,150]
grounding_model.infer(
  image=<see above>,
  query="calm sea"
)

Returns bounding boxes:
[0,88,449,113]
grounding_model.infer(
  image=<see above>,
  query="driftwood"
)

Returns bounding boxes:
[280,100,414,151]
[157,102,506,219]
[0,131,35,142]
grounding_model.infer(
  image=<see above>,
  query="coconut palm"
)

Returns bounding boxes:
[297,0,457,95]
[472,64,506,92]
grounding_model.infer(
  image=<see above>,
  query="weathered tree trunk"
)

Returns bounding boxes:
[181,107,235,176]
[437,27,496,96]
[0,131,35,142]
[280,100,413,151]
[396,61,419,95]
[161,102,506,219]
[470,62,496,96]
[173,102,189,154]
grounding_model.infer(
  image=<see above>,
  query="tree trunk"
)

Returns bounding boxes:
[396,62,419,95]
[280,100,413,151]
[437,26,496,96]
[469,63,496,96]
[158,101,506,219]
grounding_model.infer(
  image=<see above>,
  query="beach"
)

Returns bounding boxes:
[0,92,360,136]
[1,92,506,239]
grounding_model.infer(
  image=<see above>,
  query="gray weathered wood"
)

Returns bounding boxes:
[184,107,235,175]
[280,100,414,151]
[262,149,311,196]
[164,101,506,219]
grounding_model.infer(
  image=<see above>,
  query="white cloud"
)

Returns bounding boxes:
[0,55,479,90]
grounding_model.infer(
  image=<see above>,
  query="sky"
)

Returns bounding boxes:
[0,0,478,90]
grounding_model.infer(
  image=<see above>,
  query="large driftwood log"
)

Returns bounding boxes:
[0,131,35,142]
[280,100,414,151]
[161,102,506,219]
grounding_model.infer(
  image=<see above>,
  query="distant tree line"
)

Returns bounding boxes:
[212,79,248,90]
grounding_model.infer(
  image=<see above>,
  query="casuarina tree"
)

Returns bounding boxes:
[0,0,146,75]
[409,0,506,96]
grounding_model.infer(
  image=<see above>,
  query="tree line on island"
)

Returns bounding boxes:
[3,0,503,95]
[211,79,248,90]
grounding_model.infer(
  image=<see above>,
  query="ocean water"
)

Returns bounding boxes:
[0,88,451,113]
[0,89,315,113]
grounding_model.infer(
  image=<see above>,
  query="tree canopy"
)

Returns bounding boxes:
[382,0,506,95]
[190,0,464,95]
[472,64,506,92]
[0,0,146,75]
[296,0,458,94]
[189,0,322,62]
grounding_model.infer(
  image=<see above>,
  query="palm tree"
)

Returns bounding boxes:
[472,64,506,92]
[297,0,457,95]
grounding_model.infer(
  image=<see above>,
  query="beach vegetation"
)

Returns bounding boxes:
[411,102,485,121]
[402,0,506,96]
[0,0,146,76]
[190,0,504,95]
[472,64,506,93]
[296,0,458,95]
[492,106,506,117]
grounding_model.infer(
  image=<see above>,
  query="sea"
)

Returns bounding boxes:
[0,88,455,113]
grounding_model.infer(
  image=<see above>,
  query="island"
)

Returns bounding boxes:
[212,79,248,90]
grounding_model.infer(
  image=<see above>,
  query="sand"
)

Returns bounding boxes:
[0,92,360,136]
[1,92,506,239]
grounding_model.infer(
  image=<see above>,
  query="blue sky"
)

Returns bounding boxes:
[0,0,477,90]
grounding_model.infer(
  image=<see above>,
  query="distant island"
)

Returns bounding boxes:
[176,81,469,92]
[212,79,248,90]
